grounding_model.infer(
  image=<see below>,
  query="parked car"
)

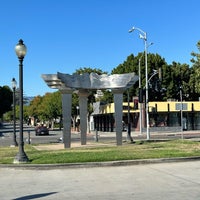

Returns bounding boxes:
[35,124,49,136]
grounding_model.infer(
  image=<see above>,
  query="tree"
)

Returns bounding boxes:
[74,67,107,75]
[0,86,13,119]
[111,53,139,100]
[96,90,113,103]
[164,62,190,100]
[147,53,167,101]
[27,92,62,128]
[190,41,200,99]
[41,91,62,128]
[28,95,43,122]
[111,53,167,101]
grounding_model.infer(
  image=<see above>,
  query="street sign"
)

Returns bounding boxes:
[175,103,187,110]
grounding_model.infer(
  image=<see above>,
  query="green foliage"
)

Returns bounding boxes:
[190,41,200,96]
[71,93,79,117]
[3,110,12,121]
[27,92,62,122]
[111,52,167,100]
[74,67,107,75]
[28,95,43,119]
[0,86,13,119]
[42,91,62,120]
[111,47,200,101]
[23,105,30,121]
[97,90,113,103]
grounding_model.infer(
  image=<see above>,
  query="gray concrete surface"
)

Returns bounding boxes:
[1,160,200,200]
[2,122,200,147]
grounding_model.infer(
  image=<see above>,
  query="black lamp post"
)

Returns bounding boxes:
[13,39,29,163]
[11,78,18,147]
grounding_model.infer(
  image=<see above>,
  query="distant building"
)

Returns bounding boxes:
[24,96,34,105]
[91,101,200,132]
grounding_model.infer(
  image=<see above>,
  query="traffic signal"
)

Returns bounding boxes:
[139,88,143,103]
[133,99,139,110]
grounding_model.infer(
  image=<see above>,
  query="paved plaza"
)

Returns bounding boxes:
[1,160,200,200]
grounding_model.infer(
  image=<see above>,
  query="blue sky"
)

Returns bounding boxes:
[0,0,199,96]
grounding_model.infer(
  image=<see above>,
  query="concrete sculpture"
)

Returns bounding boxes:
[42,72,138,148]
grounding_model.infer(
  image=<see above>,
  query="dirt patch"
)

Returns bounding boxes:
[34,142,113,151]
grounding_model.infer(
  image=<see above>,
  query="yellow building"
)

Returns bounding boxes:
[92,101,200,132]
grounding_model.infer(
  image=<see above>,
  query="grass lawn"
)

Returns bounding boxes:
[0,139,200,164]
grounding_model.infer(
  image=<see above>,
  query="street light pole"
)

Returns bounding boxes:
[13,39,29,163]
[138,43,153,135]
[180,85,183,139]
[129,26,150,140]
[138,56,143,134]
[11,78,18,147]
[144,36,150,140]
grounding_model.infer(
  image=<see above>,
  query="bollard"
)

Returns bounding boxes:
[95,129,99,142]
[27,131,31,144]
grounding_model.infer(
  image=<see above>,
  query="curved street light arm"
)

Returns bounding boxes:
[148,70,158,83]
[142,70,158,89]
[129,27,147,41]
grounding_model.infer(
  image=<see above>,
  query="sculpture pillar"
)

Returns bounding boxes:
[78,90,89,145]
[61,89,73,148]
[113,89,124,145]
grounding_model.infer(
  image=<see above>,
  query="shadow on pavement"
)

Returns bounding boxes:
[13,192,58,200]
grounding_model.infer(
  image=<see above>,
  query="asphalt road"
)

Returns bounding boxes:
[0,123,63,146]
[1,160,200,200]
[1,122,200,147]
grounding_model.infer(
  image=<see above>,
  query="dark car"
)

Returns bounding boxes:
[35,124,49,136]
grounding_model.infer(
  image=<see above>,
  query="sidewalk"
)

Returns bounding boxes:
[1,161,200,200]
[34,141,115,151]
[33,129,200,151]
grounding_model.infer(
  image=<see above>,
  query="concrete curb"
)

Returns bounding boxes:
[1,156,200,170]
